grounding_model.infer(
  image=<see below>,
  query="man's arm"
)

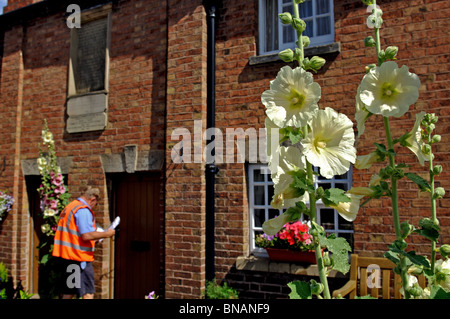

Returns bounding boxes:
[75,208,115,241]
[81,229,115,241]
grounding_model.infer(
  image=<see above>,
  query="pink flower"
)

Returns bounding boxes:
[54,185,66,195]
[50,200,58,210]
[51,173,63,186]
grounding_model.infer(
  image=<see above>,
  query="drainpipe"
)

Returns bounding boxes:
[204,0,219,282]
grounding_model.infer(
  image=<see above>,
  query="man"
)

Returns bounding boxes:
[52,186,115,299]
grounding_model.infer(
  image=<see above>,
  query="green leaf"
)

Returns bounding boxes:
[388,242,430,269]
[384,250,400,265]
[40,254,49,265]
[322,188,351,207]
[414,218,440,242]
[319,234,351,274]
[430,285,450,299]
[405,251,430,269]
[292,172,315,193]
[405,173,431,192]
[287,281,312,299]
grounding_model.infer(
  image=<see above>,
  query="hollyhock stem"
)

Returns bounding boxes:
[427,139,437,273]
[292,0,330,298]
[372,0,410,298]
[306,149,331,299]
[292,3,304,65]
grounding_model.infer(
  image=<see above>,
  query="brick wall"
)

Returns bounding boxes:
[3,0,42,13]
[164,0,208,299]
[0,0,168,297]
[212,0,449,293]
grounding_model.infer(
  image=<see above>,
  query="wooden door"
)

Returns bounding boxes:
[26,175,55,297]
[110,173,162,299]
[26,175,42,295]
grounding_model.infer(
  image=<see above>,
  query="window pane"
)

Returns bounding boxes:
[299,0,313,17]
[269,208,280,220]
[282,25,295,44]
[320,208,335,230]
[253,169,265,182]
[265,0,278,52]
[335,183,349,191]
[304,20,313,37]
[268,184,274,203]
[254,209,266,227]
[318,182,331,190]
[335,172,348,180]
[316,0,330,14]
[254,186,265,205]
[317,16,331,36]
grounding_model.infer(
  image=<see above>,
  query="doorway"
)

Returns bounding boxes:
[108,172,163,299]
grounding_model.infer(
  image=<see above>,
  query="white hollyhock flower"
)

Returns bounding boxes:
[270,172,309,210]
[355,151,383,170]
[265,117,284,161]
[359,61,420,118]
[43,207,57,217]
[402,111,429,166]
[41,224,51,234]
[262,66,320,128]
[42,130,54,145]
[269,146,305,180]
[301,107,356,179]
[37,157,47,174]
[355,86,372,137]
[329,193,363,222]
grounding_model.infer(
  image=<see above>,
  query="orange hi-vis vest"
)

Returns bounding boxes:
[52,199,96,262]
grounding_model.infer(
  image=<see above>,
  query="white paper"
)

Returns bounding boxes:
[98,216,120,243]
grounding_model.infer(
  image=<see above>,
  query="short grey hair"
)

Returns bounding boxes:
[82,186,100,199]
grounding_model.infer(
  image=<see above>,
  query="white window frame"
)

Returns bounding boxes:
[258,0,335,55]
[248,164,353,255]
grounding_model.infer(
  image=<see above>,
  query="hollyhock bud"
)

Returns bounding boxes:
[301,35,310,48]
[385,46,398,60]
[400,221,414,239]
[279,48,294,62]
[431,134,441,144]
[440,244,450,259]
[322,251,332,267]
[433,165,443,176]
[291,18,306,32]
[310,279,324,295]
[279,12,292,24]
[364,36,376,47]
[434,187,445,200]
[309,56,326,71]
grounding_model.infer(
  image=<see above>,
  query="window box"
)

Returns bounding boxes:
[266,248,318,264]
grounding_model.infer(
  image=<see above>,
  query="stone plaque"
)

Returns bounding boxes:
[67,93,107,116]
[67,112,107,133]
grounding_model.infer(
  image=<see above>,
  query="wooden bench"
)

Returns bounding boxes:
[332,254,426,299]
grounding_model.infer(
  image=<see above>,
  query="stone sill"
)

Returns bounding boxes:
[236,255,347,278]
[249,42,340,66]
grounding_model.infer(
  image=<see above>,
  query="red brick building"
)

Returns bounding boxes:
[0,0,448,299]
